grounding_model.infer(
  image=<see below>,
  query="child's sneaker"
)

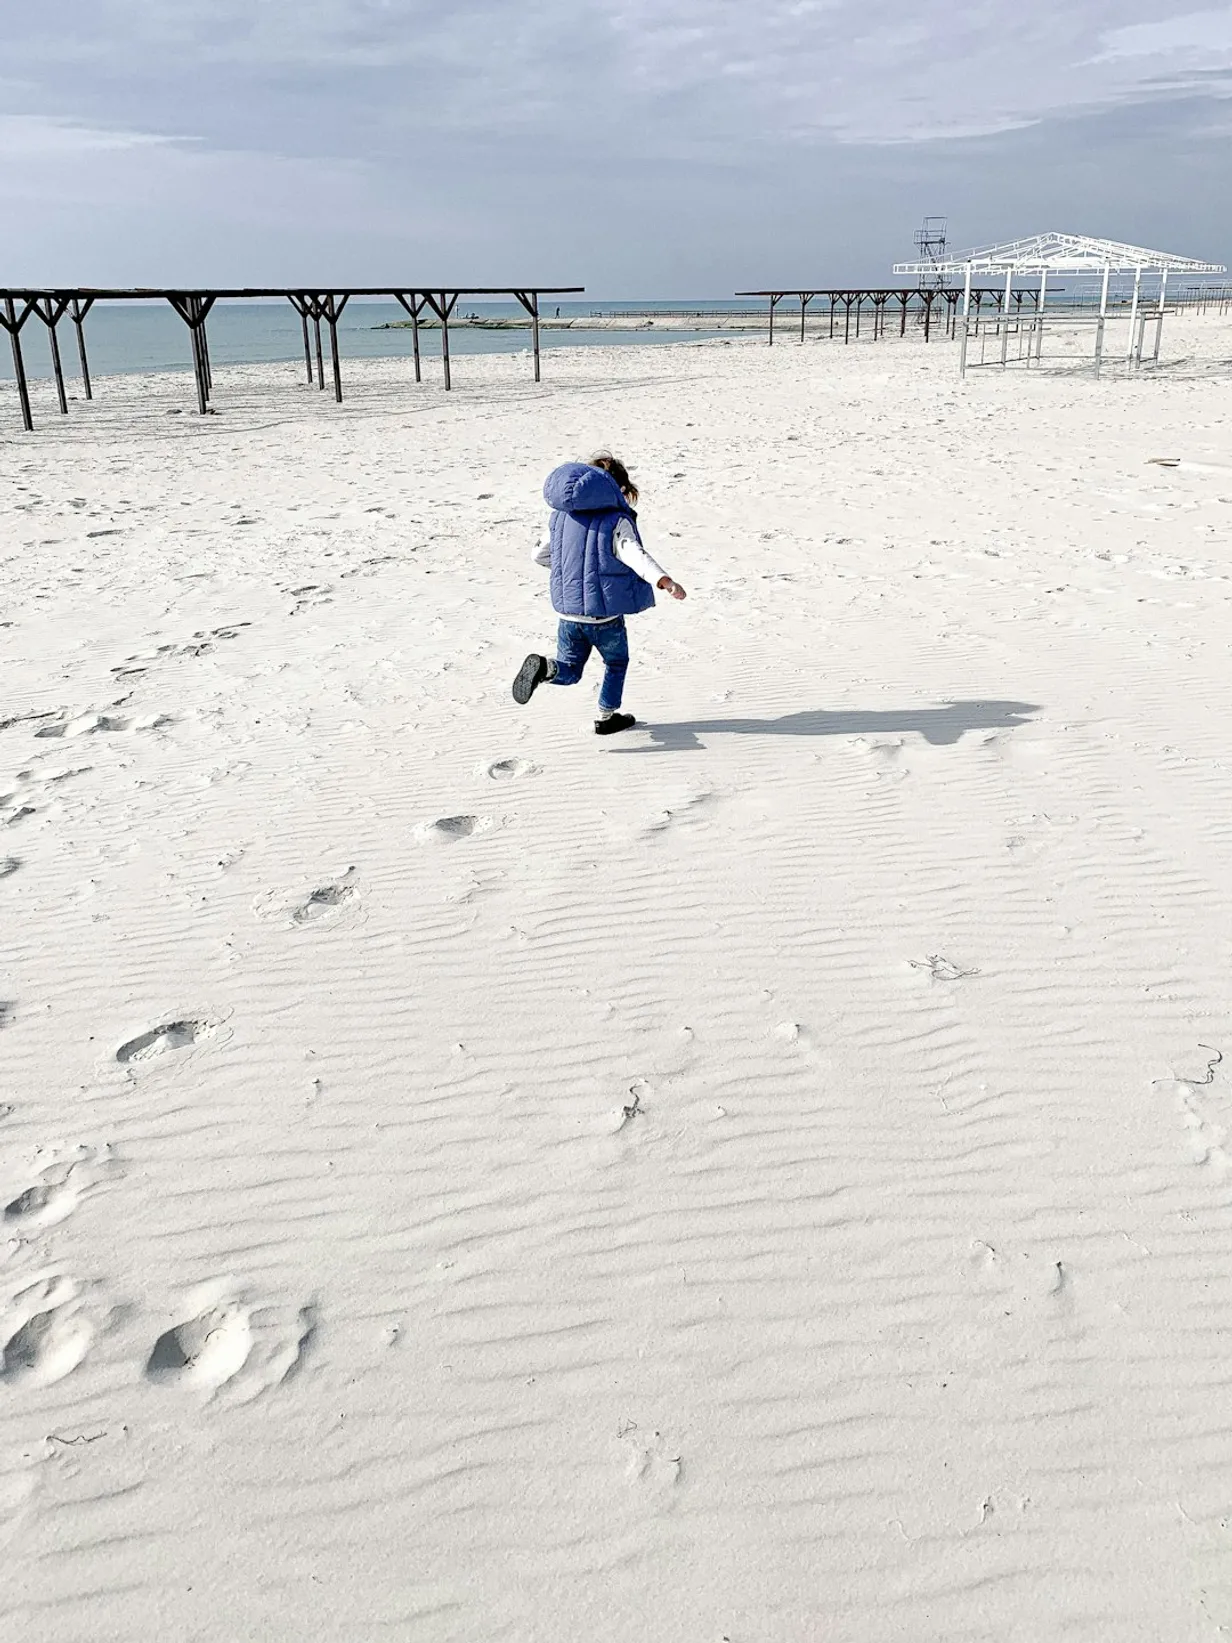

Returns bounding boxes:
[595,712,636,736]
[513,654,552,704]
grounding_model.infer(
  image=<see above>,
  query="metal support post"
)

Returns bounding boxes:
[958,266,972,379]
[1034,269,1047,362]
[1000,269,1013,365]
[1126,265,1142,366]
[1153,268,1168,363]
[1094,264,1110,378]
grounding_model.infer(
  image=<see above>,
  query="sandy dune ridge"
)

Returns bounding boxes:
[4,326,1232,1639]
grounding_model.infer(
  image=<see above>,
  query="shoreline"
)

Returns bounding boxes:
[374,313,770,332]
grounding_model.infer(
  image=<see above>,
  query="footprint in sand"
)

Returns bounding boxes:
[287,585,333,614]
[619,1424,683,1494]
[35,712,129,739]
[0,1274,93,1387]
[416,814,492,843]
[111,624,250,678]
[4,1145,117,1232]
[1,797,36,829]
[0,857,21,880]
[115,1016,217,1065]
[1177,1086,1232,1179]
[483,758,537,782]
[291,883,357,926]
[146,1285,317,1402]
[254,871,361,928]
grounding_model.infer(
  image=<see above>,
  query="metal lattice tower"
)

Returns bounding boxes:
[912,217,948,289]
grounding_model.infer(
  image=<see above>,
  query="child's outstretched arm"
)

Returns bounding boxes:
[613,519,687,600]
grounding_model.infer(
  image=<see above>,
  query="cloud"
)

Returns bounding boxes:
[2,2,1232,156]
[4,3,1232,286]
[1101,8,1232,61]
[10,1,1232,152]
[0,114,187,159]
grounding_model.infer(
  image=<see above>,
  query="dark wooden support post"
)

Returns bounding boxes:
[424,292,459,388]
[325,294,347,402]
[829,295,836,339]
[49,313,67,414]
[70,297,94,399]
[440,292,455,388]
[168,296,206,413]
[288,296,312,382]
[512,290,542,380]
[168,294,216,413]
[190,298,207,410]
[193,298,210,405]
[33,297,71,414]
[311,301,325,389]
[394,293,427,382]
[844,295,853,344]
[768,294,781,346]
[923,291,934,342]
[199,304,213,397]
[2,296,35,432]
[799,293,808,341]
[900,292,908,336]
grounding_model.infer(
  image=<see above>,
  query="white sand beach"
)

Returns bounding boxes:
[6,323,1232,1640]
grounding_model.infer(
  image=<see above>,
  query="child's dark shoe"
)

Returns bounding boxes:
[595,712,636,736]
[513,654,550,704]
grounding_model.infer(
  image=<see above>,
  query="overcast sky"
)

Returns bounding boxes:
[4,2,1232,292]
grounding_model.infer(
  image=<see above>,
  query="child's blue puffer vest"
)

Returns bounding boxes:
[544,463,656,620]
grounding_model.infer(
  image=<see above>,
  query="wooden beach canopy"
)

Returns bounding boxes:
[892,232,1226,376]
[733,286,999,345]
[0,285,584,431]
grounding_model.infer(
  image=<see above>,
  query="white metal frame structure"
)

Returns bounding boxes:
[893,232,1225,378]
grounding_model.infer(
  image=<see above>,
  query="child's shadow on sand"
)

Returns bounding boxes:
[624,700,1041,752]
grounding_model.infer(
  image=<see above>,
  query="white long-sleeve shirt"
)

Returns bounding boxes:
[533,518,669,623]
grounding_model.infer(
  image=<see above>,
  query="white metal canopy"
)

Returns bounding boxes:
[894,231,1225,277]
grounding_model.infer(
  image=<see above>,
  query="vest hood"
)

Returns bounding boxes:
[543,462,629,515]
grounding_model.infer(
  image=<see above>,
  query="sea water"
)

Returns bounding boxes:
[0,299,754,383]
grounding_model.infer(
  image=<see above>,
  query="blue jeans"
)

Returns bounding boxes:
[552,617,629,712]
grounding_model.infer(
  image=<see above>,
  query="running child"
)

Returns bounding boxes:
[512,453,686,735]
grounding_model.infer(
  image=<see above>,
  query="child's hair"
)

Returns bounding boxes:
[590,452,638,505]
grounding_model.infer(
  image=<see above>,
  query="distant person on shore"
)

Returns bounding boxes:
[512,454,686,735]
